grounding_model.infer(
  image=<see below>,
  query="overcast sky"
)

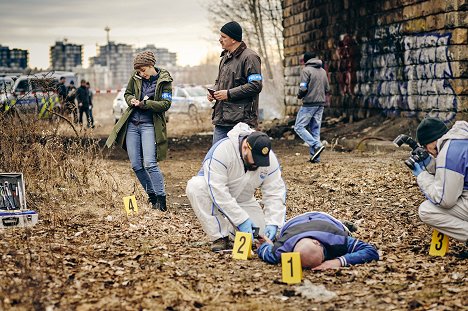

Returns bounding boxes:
[0,0,220,69]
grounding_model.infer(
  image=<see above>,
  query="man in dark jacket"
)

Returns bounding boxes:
[76,79,91,127]
[256,212,379,269]
[57,76,67,113]
[294,52,330,163]
[208,21,263,145]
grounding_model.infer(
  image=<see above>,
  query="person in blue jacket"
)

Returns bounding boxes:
[255,212,379,270]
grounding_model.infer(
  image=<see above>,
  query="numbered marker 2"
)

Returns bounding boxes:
[281,252,302,284]
[123,195,139,215]
[429,229,449,257]
[232,232,252,260]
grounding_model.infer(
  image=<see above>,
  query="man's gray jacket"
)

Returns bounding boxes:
[213,42,262,128]
[298,58,329,106]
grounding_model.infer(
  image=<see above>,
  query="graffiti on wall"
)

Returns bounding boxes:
[336,26,457,120]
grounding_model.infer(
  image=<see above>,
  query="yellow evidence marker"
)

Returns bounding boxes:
[281,252,302,284]
[232,232,252,260]
[429,229,449,256]
[123,195,139,215]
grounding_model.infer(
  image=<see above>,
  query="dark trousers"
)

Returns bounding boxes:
[79,105,90,126]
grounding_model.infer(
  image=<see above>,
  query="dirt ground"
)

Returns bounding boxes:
[0,95,466,310]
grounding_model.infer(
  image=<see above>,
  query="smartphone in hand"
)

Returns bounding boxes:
[207,88,216,96]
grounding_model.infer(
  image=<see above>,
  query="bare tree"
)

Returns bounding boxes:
[206,0,283,81]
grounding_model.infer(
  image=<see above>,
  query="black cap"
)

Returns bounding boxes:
[416,117,449,145]
[246,132,271,167]
[220,21,242,42]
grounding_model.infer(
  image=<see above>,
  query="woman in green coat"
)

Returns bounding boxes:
[106,51,172,211]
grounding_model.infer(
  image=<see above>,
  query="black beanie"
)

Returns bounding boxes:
[221,21,242,42]
[416,117,449,145]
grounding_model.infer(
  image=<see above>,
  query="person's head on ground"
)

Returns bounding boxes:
[294,238,325,268]
[220,21,242,52]
[80,79,86,87]
[303,51,317,64]
[416,117,449,157]
[241,131,271,171]
[133,50,157,79]
[59,76,65,84]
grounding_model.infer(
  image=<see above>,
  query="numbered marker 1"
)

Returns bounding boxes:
[123,195,139,215]
[281,252,302,284]
[429,229,449,256]
[232,232,252,260]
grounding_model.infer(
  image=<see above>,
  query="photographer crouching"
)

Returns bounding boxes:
[410,118,468,248]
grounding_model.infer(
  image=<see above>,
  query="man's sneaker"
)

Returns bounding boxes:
[211,237,230,252]
[310,145,325,163]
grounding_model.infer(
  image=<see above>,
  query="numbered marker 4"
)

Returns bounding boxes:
[123,195,139,215]
[281,252,302,284]
[232,232,253,260]
[429,229,449,257]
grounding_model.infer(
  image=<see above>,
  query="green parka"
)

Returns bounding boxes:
[105,67,173,161]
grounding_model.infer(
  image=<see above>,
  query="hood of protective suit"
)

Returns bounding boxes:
[438,121,468,149]
[305,58,323,68]
[227,122,255,152]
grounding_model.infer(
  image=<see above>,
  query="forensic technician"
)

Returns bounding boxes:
[106,51,172,212]
[412,118,468,242]
[186,123,286,252]
[208,21,263,145]
[256,212,379,269]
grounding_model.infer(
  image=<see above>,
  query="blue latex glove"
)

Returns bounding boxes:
[421,155,431,168]
[264,225,278,240]
[238,218,255,234]
[412,162,424,177]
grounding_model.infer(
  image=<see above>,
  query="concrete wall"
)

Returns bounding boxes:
[282,0,467,121]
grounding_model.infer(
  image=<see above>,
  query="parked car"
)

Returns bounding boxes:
[170,85,211,116]
[112,87,127,123]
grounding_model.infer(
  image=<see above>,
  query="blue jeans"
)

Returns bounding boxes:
[212,125,234,145]
[126,122,165,196]
[294,106,324,157]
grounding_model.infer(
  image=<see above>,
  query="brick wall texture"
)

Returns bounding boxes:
[282,0,467,121]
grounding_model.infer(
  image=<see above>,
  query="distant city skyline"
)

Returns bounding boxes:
[0,0,220,69]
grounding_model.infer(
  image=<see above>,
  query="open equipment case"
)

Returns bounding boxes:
[0,173,38,228]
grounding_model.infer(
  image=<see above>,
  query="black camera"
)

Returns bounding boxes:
[393,134,430,169]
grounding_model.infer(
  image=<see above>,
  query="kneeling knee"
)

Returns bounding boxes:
[418,201,433,223]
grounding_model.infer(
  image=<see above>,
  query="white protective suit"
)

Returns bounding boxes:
[417,121,468,241]
[186,123,287,241]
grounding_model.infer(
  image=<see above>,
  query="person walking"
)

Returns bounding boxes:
[294,52,330,163]
[57,76,67,114]
[106,51,172,211]
[208,21,263,145]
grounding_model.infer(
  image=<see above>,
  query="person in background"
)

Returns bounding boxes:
[86,81,95,128]
[294,51,330,163]
[57,76,67,114]
[76,79,91,127]
[66,80,77,122]
[208,21,263,145]
[106,51,172,211]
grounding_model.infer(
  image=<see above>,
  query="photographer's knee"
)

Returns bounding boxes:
[418,201,433,223]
